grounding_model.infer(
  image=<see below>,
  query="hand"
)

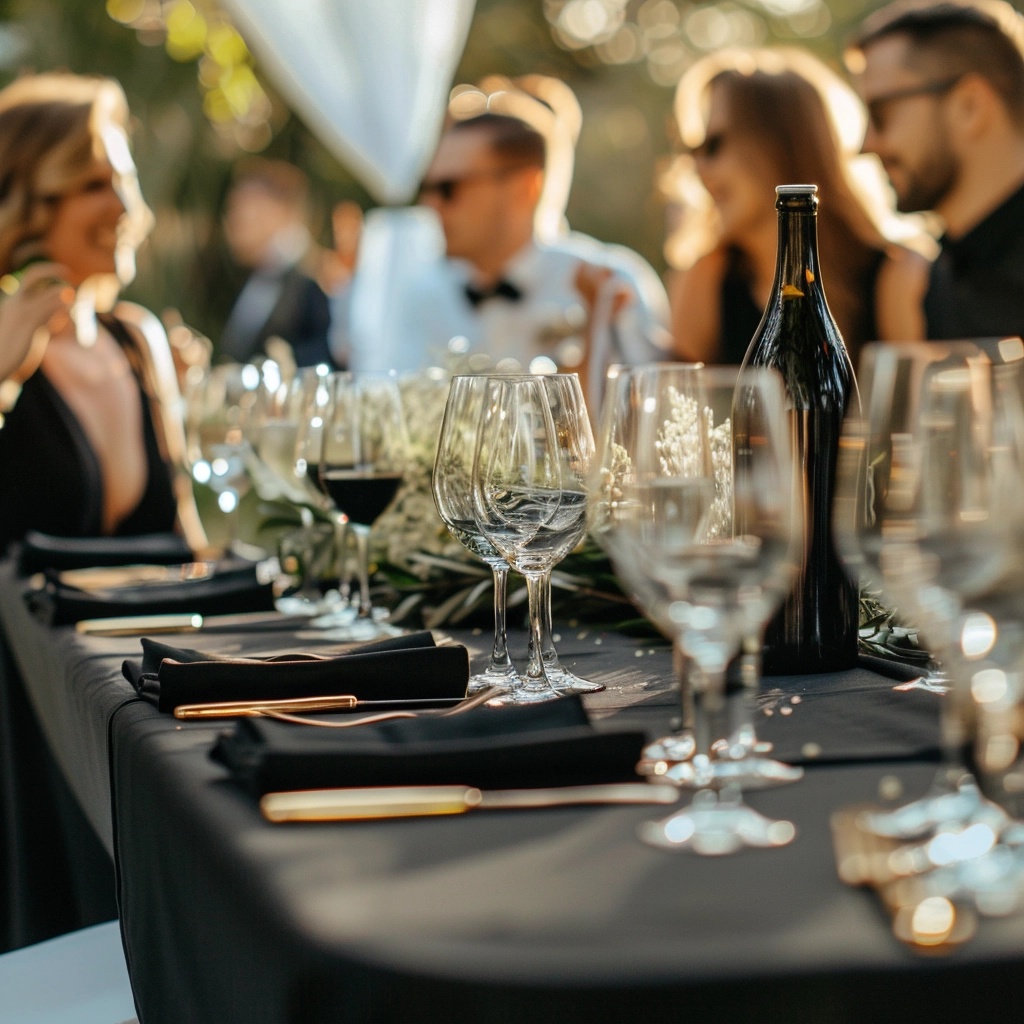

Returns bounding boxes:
[0,261,75,384]
[572,261,632,325]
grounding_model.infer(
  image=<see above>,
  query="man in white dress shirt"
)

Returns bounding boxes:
[335,114,669,396]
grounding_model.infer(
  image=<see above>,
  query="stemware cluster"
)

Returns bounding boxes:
[432,373,603,703]
[835,340,1024,912]
[185,361,410,637]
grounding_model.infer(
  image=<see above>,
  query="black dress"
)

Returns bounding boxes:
[0,316,178,552]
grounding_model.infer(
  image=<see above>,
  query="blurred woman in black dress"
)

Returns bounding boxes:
[0,73,205,551]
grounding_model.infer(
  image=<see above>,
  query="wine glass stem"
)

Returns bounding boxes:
[351,524,372,619]
[526,570,560,671]
[523,572,555,692]
[693,664,729,763]
[673,639,695,733]
[729,636,762,754]
[487,563,515,674]
[331,514,350,602]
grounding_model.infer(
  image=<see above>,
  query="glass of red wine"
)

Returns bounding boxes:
[318,371,408,639]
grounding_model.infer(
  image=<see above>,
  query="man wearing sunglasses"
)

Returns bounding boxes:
[847,0,1024,339]
[337,112,669,394]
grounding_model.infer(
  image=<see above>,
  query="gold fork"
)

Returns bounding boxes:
[256,685,507,727]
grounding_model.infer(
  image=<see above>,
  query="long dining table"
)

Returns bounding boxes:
[1,555,1022,1024]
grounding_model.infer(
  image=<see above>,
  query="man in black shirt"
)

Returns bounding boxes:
[848,0,1024,339]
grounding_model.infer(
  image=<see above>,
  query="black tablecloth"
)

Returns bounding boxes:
[2,558,1023,1024]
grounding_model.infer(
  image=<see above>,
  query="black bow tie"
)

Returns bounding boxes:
[464,279,523,308]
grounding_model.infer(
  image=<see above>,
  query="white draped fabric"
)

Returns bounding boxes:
[219,0,476,203]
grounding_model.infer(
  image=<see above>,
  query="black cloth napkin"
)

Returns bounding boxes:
[16,530,193,576]
[122,631,470,713]
[26,561,276,627]
[210,695,647,796]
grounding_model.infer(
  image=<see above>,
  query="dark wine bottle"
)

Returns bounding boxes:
[739,184,860,674]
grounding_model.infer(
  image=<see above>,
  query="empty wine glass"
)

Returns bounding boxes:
[319,371,408,640]
[473,373,594,704]
[837,341,1024,839]
[594,364,802,855]
[184,362,261,552]
[433,375,521,695]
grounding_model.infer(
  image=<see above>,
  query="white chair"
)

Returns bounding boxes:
[0,920,136,1024]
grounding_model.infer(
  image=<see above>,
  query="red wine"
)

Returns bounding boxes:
[319,468,402,525]
[739,185,860,674]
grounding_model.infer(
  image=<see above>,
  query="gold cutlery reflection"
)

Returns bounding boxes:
[260,782,681,822]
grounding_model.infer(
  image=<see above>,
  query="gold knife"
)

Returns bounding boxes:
[75,610,313,636]
[174,694,359,719]
[58,562,216,591]
[260,783,681,822]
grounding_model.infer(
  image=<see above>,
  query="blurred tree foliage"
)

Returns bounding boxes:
[0,0,933,344]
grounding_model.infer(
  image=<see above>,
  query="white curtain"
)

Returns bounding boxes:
[219,0,476,203]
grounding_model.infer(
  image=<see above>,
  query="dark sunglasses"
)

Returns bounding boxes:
[865,75,963,132]
[418,165,528,203]
[689,131,727,162]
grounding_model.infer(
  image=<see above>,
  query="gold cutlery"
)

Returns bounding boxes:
[260,782,681,822]
[75,610,314,636]
[58,562,217,591]
[174,694,359,719]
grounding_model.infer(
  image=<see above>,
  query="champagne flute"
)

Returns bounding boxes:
[595,364,802,855]
[837,341,1024,839]
[473,374,594,704]
[433,375,520,695]
[319,371,408,640]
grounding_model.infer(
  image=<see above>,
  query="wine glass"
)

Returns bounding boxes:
[254,366,336,614]
[473,373,594,704]
[319,371,408,640]
[594,364,802,855]
[837,341,1024,839]
[184,362,261,552]
[294,368,355,624]
[433,375,521,695]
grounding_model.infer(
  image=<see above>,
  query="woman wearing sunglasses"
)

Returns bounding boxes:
[666,47,930,369]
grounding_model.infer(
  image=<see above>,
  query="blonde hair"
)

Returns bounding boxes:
[667,48,894,352]
[0,73,131,275]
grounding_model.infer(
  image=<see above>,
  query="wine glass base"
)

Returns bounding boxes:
[318,618,405,643]
[486,683,566,706]
[659,755,804,790]
[468,666,522,696]
[859,772,1003,840]
[639,788,796,856]
[640,733,697,766]
[275,593,334,617]
[547,666,605,695]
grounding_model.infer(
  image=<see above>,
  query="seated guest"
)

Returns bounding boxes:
[218,159,337,368]
[848,0,1024,339]
[666,47,929,369]
[333,104,671,403]
[0,73,205,552]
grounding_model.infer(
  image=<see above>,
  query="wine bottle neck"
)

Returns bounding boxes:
[772,207,823,299]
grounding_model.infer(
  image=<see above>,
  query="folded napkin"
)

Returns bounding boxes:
[210,696,648,795]
[16,530,193,576]
[26,560,276,627]
[122,631,470,713]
